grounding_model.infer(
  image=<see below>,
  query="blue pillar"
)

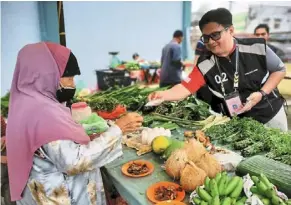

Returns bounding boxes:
[38,1,59,43]
[182,1,192,60]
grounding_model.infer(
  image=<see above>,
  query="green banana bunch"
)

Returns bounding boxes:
[250,174,288,205]
[192,172,245,205]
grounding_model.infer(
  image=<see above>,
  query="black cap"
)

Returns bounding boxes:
[62,52,81,77]
[199,8,233,31]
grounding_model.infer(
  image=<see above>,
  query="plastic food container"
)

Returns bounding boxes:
[71,102,92,122]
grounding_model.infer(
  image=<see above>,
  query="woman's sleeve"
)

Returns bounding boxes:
[41,125,123,175]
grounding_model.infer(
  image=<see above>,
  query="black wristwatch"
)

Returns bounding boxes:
[259,90,267,100]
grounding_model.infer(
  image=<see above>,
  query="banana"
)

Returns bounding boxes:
[193,197,202,205]
[218,174,228,196]
[237,196,247,204]
[198,187,212,203]
[251,176,259,185]
[221,197,231,205]
[210,179,219,197]
[250,186,258,194]
[201,201,208,205]
[205,177,211,192]
[257,181,268,196]
[215,173,222,183]
[230,178,244,198]
[224,176,240,196]
[261,198,271,205]
[259,174,273,189]
[265,187,276,199]
[211,195,220,205]
[271,195,280,205]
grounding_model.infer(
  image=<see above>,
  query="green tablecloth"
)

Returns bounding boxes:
[102,131,190,205]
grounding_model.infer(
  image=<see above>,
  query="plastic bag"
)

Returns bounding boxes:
[79,113,109,135]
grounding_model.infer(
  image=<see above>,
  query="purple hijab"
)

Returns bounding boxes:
[6,42,90,201]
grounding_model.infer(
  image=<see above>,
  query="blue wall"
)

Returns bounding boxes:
[63,1,183,89]
[1,1,42,95]
[38,2,59,43]
[1,1,59,95]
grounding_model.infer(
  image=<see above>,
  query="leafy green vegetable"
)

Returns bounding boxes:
[155,96,211,121]
[1,92,10,118]
[125,61,140,71]
[205,117,291,164]
[89,97,120,112]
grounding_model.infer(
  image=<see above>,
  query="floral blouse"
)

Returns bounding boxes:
[16,125,122,205]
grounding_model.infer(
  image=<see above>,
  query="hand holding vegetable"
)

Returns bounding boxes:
[148,91,165,101]
[115,112,143,134]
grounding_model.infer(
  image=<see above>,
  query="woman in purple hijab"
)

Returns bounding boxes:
[6,42,143,205]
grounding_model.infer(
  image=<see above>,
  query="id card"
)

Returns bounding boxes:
[224,92,243,116]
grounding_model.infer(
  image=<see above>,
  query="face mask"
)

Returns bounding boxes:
[56,85,76,103]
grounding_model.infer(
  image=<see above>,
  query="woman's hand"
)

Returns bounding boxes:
[115,112,143,134]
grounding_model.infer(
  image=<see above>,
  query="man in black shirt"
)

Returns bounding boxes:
[254,24,279,54]
[149,8,288,131]
[160,30,184,87]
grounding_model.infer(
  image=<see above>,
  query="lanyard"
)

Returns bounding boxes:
[214,43,239,97]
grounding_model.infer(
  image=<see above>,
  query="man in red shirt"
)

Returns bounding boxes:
[148,8,287,131]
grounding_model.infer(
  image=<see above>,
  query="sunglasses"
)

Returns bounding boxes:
[201,27,229,43]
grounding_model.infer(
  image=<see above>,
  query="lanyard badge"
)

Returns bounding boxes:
[215,42,242,116]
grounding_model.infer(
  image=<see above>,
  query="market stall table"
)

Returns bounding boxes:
[142,66,160,84]
[102,134,190,205]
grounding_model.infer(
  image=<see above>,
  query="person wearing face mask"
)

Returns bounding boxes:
[56,52,79,109]
[148,8,288,131]
[6,42,143,205]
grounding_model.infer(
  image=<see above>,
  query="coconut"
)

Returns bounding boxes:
[180,161,207,192]
[195,152,222,178]
[165,149,189,180]
[183,139,207,163]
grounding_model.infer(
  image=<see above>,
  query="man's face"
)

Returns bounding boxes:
[177,36,184,44]
[202,23,234,56]
[254,28,269,41]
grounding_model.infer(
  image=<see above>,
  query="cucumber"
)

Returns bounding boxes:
[236,155,291,197]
